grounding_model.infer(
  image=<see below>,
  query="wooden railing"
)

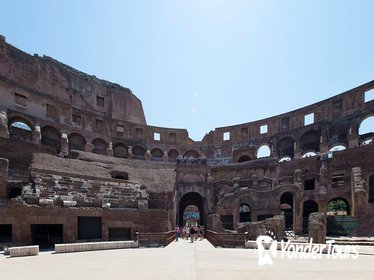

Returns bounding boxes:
[136,231,175,247]
[206,230,247,248]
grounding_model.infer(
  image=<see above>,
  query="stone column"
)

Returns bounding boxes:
[32,125,41,144]
[127,146,133,159]
[162,151,169,162]
[0,110,9,138]
[106,142,114,157]
[271,137,279,158]
[144,150,152,161]
[60,133,69,157]
[0,158,9,199]
[348,121,359,148]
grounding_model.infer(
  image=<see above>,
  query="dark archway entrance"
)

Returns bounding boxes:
[303,200,318,231]
[280,192,294,230]
[178,192,204,227]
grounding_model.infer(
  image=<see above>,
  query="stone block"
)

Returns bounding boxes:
[9,245,39,257]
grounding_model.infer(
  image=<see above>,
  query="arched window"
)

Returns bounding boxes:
[133,145,146,160]
[41,126,61,151]
[238,155,251,163]
[278,137,294,158]
[327,145,346,158]
[183,150,200,158]
[359,116,374,145]
[92,138,108,155]
[68,133,86,151]
[302,151,317,158]
[257,145,271,158]
[151,148,163,161]
[113,142,127,158]
[327,198,349,216]
[9,119,33,142]
[279,156,291,162]
[300,130,320,153]
[168,149,179,162]
[239,204,251,222]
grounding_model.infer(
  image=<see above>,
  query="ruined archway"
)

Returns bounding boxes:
[280,192,294,230]
[178,192,204,227]
[302,200,318,231]
[68,133,86,151]
[8,117,33,142]
[41,125,61,151]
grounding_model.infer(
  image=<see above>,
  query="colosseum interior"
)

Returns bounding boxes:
[1,35,374,247]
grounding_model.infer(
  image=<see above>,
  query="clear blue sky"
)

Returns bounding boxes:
[1,0,373,140]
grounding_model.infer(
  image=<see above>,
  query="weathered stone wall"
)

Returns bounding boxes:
[237,215,285,241]
[0,204,169,245]
[21,172,149,209]
[308,212,326,243]
[0,158,8,199]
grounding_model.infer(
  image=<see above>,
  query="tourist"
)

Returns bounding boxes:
[189,226,195,243]
[175,225,180,241]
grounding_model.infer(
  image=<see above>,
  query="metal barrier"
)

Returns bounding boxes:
[136,231,175,247]
[206,230,247,248]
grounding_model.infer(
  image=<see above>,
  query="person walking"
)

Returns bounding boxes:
[175,225,180,241]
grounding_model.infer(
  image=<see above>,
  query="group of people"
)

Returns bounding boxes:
[174,225,204,243]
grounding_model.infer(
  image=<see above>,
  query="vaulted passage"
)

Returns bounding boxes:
[31,224,63,248]
[178,192,204,227]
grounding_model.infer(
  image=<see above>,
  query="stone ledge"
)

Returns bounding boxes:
[55,240,138,253]
[9,245,39,257]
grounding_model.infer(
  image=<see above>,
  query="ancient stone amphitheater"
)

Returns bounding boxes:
[0,35,373,247]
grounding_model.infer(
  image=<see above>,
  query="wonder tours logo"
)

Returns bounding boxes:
[256,233,360,266]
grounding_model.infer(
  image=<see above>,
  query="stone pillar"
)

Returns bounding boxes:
[60,133,69,157]
[271,137,279,158]
[0,158,9,199]
[348,122,359,148]
[32,125,41,144]
[85,143,94,153]
[308,212,326,244]
[162,151,168,162]
[144,150,152,161]
[106,142,113,157]
[0,110,9,138]
[294,141,302,158]
[320,126,329,153]
[127,146,133,159]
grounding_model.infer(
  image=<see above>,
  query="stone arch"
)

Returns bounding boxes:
[300,130,320,153]
[238,155,251,162]
[327,198,350,216]
[113,142,128,158]
[178,192,204,227]
[68,133,86,151]
[239,203,251,222]
[302,200,318,231]
[133,145,146,160]
[280,192,294,230]
[183,150,200,158]
[328,123,348,146]
[327,144,347,158]
[278,136,294,158]
[256,144,271,158]
[358,115,374,144]
[151,148,163,161]
[41,125,61,151]
[8,116,33,142]
[92,138,108,155]
[168,149,179,162]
